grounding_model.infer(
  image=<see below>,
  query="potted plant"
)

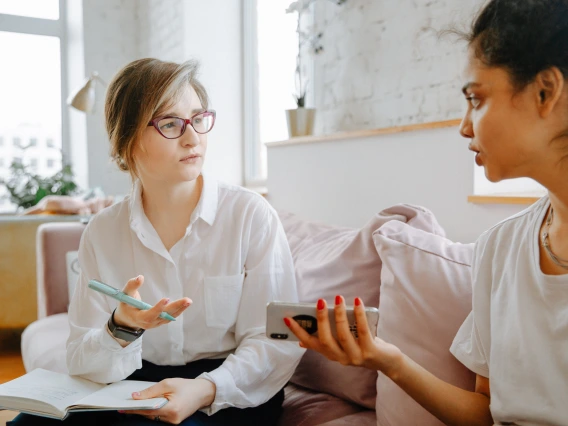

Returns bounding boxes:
[285,0,347,137]
[0,159,80,211]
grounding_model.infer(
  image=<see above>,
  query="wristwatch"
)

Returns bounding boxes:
[107,309,145,342]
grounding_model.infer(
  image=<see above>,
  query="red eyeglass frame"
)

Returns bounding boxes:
[147,110,216,139]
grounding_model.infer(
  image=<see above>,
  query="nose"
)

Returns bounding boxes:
[180,123,201,147]
[459,111,474,139]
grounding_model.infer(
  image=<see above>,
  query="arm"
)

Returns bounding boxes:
[66,224,144,383]
[391,356,492,426]
[198,200,305,414]
[287,298,493,426]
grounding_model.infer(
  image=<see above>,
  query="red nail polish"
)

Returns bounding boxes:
[118,410,125,413]
[317,299,325,310]
[335,295,341,305]
[355,297,362,306]
[284,317,291,327]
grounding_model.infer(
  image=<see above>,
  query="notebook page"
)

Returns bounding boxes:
[74,380,167,410]
[0,369,103,414]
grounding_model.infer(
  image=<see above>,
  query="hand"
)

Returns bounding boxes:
[113,275,192,330]
[285,296,403,378]
[121,378,216,424]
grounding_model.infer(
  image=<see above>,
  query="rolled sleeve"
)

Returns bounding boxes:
[66,224,143,383]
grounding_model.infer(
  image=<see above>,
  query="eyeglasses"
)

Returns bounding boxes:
[147,110,216,139]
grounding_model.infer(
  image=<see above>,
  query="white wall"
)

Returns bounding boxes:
[267,127,529,243]
[312,0,483,135]
[181,0,244,186]
[79,0,244,196]
[82,0,140,196]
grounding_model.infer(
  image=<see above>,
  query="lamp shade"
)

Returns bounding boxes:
[67,72,106,113]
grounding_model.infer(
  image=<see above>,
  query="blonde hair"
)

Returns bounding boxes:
[104,58,209,177]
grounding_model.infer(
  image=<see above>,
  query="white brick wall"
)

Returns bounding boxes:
[312,0,484,134]
[138,0,185,62]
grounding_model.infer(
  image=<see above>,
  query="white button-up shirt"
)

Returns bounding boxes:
[66,174,304,414]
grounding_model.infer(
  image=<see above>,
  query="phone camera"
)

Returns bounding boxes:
[270,333,289,339]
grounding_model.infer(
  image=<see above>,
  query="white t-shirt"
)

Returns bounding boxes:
[450,196,568,425]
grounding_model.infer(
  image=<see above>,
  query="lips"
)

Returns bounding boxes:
[180,154,200,161]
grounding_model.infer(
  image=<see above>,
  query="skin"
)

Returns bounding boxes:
[286,46,568,425]
[111,84,216,424]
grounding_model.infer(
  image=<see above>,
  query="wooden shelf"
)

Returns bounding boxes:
[468,195,544,205]
[266,119,462,147]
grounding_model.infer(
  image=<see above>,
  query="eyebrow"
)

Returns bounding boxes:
[462,82,481,95]
[164,108,205,117]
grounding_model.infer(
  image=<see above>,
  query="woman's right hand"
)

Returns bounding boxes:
[285,296,403,378]
[113,275,192,330]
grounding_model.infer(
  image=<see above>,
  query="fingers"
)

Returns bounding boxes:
[285,317,323,351]
[314,299,347,359]
[164,297,193,318]
[353,297,373,346]
[334,296,363,364]
[132,381,169,400]
[123,275,144,296]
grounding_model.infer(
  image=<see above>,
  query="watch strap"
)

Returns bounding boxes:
[107,309,145,342]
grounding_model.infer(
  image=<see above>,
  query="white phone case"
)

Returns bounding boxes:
[266,301,379,342]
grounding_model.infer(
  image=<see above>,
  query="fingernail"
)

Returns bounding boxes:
[183,302,190,307]
[132,392,140,397]
[317,299,325,310]
[137,275,142,281]
[163,298,170,305]
[118,410,125,413]
[355,297,362,306]
[284,317,291,327]
[335,295,341,305]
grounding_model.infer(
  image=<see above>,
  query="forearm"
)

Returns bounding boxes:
[389,354,492,426]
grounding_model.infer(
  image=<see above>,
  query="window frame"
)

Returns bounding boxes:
[0,0,70,169]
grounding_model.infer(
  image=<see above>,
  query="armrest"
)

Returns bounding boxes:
[36,222,86,318]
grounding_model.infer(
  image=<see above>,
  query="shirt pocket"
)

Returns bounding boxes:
[204,273,245,329]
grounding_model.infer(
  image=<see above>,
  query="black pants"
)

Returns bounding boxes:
[8,359,284,426]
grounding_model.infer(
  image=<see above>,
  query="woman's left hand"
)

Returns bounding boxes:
[121,378,216,424]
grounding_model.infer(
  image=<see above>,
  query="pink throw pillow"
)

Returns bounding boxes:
[278,205,445,409]
[372,221,476,426]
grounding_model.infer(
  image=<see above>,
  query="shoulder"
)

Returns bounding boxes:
[474,196,548,259]
[81,196,130,243]
[217,182,275,217]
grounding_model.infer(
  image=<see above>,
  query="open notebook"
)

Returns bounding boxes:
[0,369,168,420]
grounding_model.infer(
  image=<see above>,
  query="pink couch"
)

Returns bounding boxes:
[22,206,476,426]
[21,221,376,426]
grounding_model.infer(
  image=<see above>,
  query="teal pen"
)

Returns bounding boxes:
[88,279,176,322]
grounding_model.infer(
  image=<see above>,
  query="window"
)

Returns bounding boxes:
[30,158,38,168]
[474,165,546,196]
[244,0,302,185]
[0,158,4,167]
[0,137,3,146]
[47,159,55,168]
[46,138,54,148]
[0,0,59,20]
[0,1,66,212]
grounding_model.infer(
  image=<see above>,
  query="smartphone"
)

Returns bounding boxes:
[266,301,379,342]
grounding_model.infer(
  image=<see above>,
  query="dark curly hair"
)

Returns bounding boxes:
[463,0,568,90]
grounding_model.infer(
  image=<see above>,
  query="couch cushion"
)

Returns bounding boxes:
[21,313,69,374]
[278,205,445,410]
[278,383,366,426]
[372,221,476,426]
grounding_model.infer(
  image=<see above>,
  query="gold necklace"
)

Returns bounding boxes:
[542,207,568,269]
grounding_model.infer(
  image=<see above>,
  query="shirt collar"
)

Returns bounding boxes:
[128,173,219,229]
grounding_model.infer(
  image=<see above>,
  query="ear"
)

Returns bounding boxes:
[535,67,565,118]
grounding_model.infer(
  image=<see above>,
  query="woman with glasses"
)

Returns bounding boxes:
[286,0,568,424]
[9,58,303,426]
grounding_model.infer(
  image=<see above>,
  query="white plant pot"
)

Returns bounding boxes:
[286,108,316,138]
